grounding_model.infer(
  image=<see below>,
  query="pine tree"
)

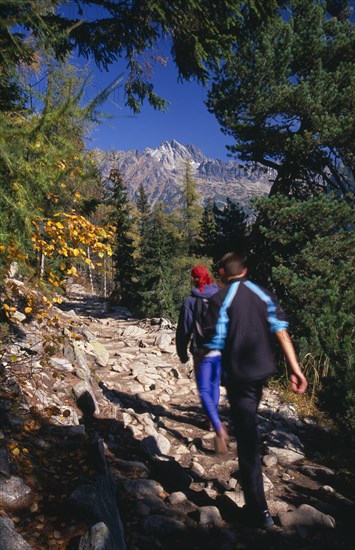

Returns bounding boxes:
[1,1,277,114]
[254,193,355,430]
[136,183,151,238]
[213,198,249,260]
[137,203,177,320]
[197,198,218,258]
[179,161,202,255]
[207,0,355,197]
[107,169,137,307]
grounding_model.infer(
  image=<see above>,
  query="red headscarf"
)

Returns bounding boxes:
[191,265,212,292]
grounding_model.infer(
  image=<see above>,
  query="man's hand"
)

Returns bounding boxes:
[276,330,308,395]
[290,372,308,394]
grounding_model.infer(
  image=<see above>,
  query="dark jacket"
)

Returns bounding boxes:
[176,283,219,363]
[202,277,288,382]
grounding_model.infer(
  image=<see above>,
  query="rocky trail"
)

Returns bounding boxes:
[0,281,354,550]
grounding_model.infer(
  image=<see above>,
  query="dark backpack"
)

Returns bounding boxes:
[192,296,209,351]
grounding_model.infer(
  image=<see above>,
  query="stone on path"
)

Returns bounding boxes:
[279,503,336,532]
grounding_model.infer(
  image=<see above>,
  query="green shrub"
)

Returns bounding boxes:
[254,194,355,431]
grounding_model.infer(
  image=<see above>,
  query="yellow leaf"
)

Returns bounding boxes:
[3,304,17,312]
[24,307,32,314]
[12,447,20,456]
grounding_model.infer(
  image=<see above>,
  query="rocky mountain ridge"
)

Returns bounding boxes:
[93,140,274,209]
[0,278,353,549]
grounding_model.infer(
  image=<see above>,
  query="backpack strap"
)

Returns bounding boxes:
[192,296,209,352]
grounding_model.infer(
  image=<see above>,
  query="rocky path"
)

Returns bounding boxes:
[0,283,354,549]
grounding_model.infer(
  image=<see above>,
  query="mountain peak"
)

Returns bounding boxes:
[158,139,189,155]
[93,141,273,209]
[144,139,201,169]
[170,138,182,148]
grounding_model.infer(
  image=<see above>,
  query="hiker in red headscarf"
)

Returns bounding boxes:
[176,265,229,454]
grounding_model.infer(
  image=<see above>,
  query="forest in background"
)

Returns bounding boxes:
[0,1,354,434]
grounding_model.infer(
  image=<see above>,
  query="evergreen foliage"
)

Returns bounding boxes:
[136,183,151,238]
[207,0,355,197]
[213,198,249,259]
[197,198,249,263]
[107,169,137,307]
[198,198,218,258]
[254,193,355,430]
[1,0,276,114]
[179,161,202,255]
[137,203,178,320]
[0,60,91,263]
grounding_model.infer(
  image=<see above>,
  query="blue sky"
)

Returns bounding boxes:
[56,1,234,160]
[47,1,355,163]
[83,58,234,161]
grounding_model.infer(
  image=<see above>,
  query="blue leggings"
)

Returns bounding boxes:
[194,354,223,432]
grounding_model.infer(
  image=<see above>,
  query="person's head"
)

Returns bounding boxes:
[218,252,247,281]
[191,265,212,291]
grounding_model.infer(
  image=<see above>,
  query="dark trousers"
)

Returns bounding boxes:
[226,378,268,512]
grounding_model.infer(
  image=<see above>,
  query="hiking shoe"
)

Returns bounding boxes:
[258,509,274,528]
[241,506,274,529]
